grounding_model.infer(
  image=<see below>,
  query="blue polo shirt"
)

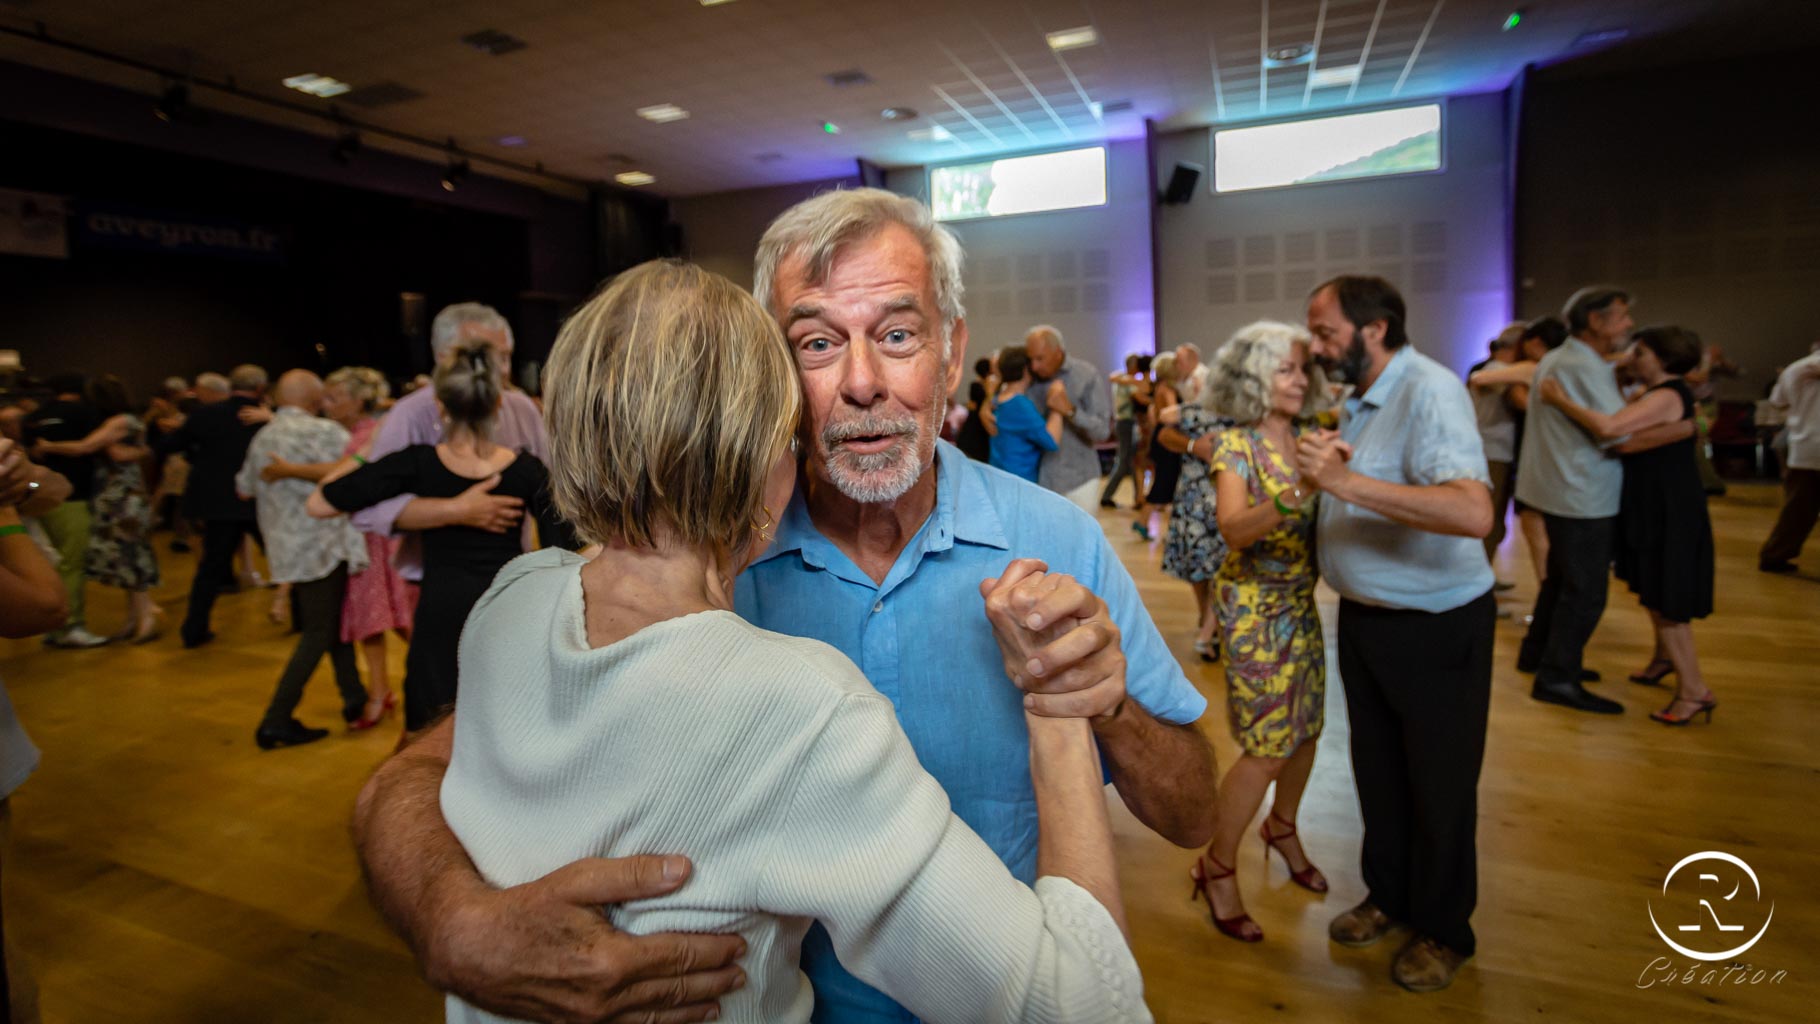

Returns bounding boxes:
[1315,346,1495,614]
[735,440,1206,1023]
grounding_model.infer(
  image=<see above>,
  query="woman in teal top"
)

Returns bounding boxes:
[987,346,1064,483]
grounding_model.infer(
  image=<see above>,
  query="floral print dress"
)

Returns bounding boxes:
[1159,405,1233,582]
[1209,426,1323,758]
[85,415,160,591]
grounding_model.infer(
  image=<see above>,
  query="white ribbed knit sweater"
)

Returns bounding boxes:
[442,548,1150,1023]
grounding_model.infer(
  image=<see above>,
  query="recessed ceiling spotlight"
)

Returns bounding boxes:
[615,171,656,186]
[495,135,528,147]
[1046,26,1098,51]
[1265,43,1314,66]
[1306,65,1361,89]
[881,106,918,121]
[283,73,351,98]
[907,125,953,142]
[699,0,738,6]
[636,103,689,123]
[820,121,841,134]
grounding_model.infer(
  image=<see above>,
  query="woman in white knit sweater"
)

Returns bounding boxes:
[440,260,1150,1023]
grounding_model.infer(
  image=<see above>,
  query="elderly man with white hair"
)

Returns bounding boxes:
[1023,325,1113,511]
[348,189,1217,1024]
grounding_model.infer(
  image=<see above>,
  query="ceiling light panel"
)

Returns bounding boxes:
[615,171,656,186]
[282,73,350,98]
[1046,27,1099,52]
[636,104,690,123]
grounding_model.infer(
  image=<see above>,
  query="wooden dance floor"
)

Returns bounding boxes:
[3,482,1813,1022]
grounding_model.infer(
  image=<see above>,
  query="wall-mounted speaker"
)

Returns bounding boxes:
[1160,162,1203,205]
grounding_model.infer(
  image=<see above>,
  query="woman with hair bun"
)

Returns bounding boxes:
[307,343,577,731]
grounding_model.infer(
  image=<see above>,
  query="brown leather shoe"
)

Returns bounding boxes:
[1329,899,1395,947]
[1392,935,1469,993]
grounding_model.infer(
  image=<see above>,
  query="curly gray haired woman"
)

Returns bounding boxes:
[1187,319,1331,944]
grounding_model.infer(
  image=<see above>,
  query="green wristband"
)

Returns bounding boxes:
[0,524,26,538]
[1272,487,1302,517]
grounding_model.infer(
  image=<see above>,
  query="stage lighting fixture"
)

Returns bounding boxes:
[154,82,191,123]
[441,157,470,192]
[330,131,362,164]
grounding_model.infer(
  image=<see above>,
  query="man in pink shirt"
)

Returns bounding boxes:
[353,303,546,573]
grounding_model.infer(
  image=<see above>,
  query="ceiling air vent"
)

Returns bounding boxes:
[824,68,872,88]
[1100,100,1134,114]
[339,81,425,108]
[462,29,528,56]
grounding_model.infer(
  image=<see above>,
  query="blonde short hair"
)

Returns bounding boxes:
[543,260,802,554]
[1205,320,1326,424]
[325,366,389,413]
[1150,352,1179,387]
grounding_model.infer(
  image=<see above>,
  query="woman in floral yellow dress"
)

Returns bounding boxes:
[1188,320,1331,943]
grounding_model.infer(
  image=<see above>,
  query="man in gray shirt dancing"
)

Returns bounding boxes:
[1514,286,1633,714]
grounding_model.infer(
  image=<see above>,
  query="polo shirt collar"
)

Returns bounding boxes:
[751,440,1009,575]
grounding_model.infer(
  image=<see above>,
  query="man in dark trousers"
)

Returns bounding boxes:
[158,364,267,648]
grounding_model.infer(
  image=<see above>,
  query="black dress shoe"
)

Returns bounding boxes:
[1531,681,1623,714]
[1760,560,1798,574]
[1516,660,1599,682]
[255,719,330,750]
[181,630,217,649]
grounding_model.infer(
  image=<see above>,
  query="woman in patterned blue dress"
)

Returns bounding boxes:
[1158,373,1234,661]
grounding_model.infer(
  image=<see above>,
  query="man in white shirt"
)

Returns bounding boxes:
[1760,339,1820,573]
[236,370,371,750]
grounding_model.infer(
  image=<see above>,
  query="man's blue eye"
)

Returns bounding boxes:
[805,339,831,352]
[886,330,911,343]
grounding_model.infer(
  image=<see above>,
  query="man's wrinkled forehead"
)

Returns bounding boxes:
[771,224,931,308]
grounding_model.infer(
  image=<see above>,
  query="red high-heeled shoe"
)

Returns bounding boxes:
[1259,811,1329,893]
[1650,697,1716,726]
[1189,855,1263,942]
[349,692,398,732]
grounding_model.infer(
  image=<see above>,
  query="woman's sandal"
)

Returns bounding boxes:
[1259,811,1329,893]
[1189,855,1263,942]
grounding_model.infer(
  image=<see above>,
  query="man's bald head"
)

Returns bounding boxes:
[274,369,324,411]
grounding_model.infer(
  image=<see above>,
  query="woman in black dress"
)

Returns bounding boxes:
[307,340,577,729]
[1139,352,1184,541]
[1540,326,1716,725]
